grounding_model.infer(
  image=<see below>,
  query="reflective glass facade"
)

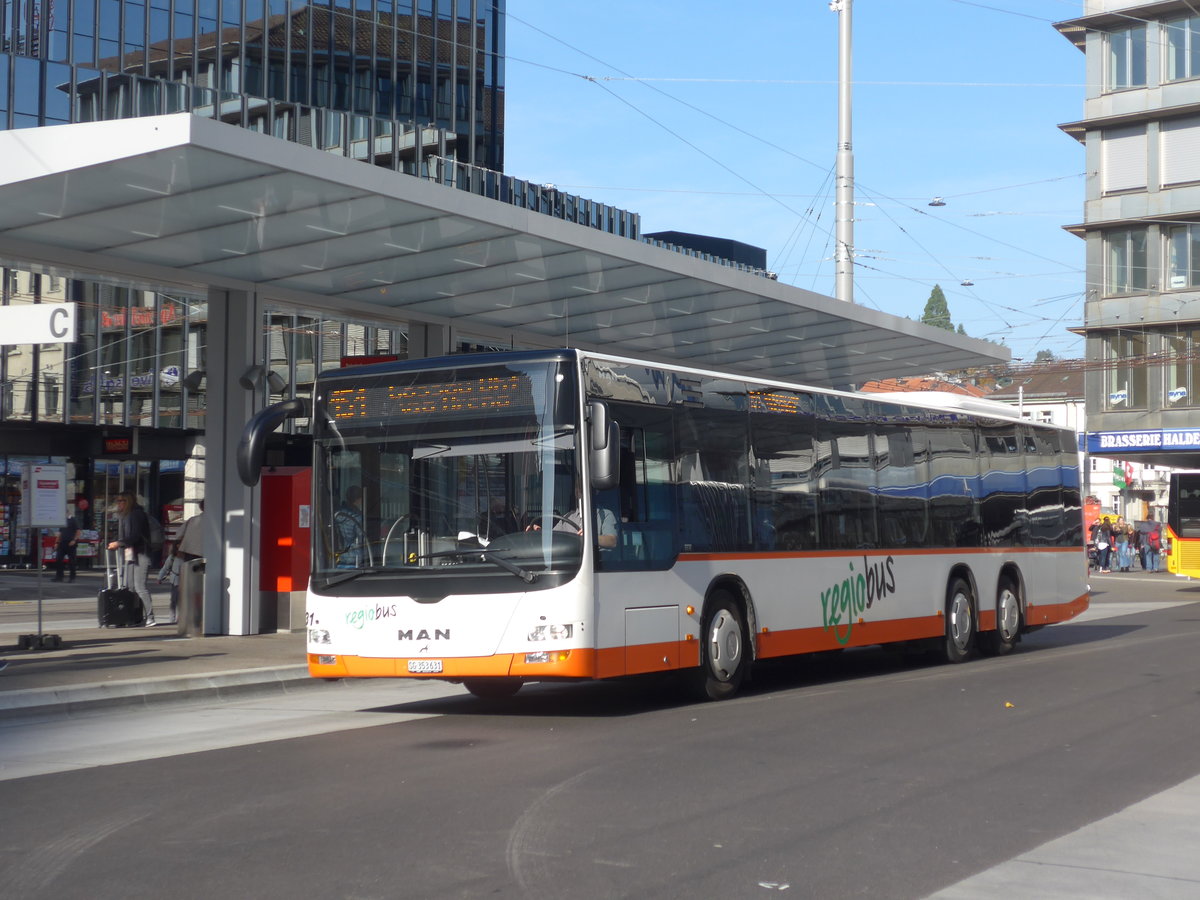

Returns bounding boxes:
[0,0,505,171]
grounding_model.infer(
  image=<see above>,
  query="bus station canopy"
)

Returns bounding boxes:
[0,114,1007,388]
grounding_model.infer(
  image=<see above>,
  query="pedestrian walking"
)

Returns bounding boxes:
[1094,516,1113,573]
[52,511,79,582]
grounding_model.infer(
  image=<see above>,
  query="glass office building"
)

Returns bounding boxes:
[0,0,505,565]
[1,0,504,169]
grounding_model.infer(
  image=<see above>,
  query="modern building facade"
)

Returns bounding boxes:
[1056,2,1200,472]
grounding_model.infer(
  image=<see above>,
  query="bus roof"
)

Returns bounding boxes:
[319,348,1036,427]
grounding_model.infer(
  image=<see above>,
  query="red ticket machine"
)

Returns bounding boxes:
[259,467,312,632]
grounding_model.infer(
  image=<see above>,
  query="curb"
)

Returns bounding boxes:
[0,664,318,720]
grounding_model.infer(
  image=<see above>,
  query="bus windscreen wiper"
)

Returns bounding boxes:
[413,549,538,584]
[317,567,388,588]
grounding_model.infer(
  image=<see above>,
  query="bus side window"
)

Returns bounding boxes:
[749,403,818,552]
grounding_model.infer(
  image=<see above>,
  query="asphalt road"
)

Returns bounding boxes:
[1,576,1199,900]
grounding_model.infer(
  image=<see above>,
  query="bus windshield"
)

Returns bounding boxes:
[310,359,582,591]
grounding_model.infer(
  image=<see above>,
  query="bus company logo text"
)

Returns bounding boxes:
[820,556,897,646]
[345,604,398,630]
[344,605,450,642]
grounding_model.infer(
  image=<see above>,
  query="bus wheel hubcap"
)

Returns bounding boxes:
[709,611,741,681]
[998,588,1020,641]
[949,592,972,652]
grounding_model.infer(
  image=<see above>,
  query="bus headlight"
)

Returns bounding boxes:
[527,623,573,641]
[308,628,332,645]
[524,650,571,664]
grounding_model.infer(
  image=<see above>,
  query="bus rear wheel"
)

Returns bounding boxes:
[979,579,1021,657]
[463,678,522,699]
[692,590,748,701]
[943,577,976,664]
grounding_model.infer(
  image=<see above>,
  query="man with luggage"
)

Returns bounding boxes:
[107,492,157,626]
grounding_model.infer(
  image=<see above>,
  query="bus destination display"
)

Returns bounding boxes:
[326,374,534,422]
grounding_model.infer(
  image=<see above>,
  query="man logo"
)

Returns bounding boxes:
[398,628,450,642]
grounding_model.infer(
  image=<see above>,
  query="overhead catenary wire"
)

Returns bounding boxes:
[507,8,1086,358]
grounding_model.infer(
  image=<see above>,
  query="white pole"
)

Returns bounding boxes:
[833,0,854,303]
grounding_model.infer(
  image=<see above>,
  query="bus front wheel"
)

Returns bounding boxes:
[943,577,976,664]
[693,590,748,701]
[463,678,522,700]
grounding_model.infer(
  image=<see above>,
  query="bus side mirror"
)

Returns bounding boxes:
[237,398,310,486]
[588,400,620,491]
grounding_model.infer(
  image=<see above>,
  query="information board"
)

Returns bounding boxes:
[21,464,68,528]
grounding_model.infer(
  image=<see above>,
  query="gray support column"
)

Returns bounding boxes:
[203,287,264,635]
[409,322,453,358]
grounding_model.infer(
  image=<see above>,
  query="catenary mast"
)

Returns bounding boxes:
[832,0,854,303]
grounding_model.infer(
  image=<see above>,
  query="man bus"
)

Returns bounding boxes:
[238,349,1089,700]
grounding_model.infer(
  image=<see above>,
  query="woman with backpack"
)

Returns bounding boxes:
[1145,515,1163,573]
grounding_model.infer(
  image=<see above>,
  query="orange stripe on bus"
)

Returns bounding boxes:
[755,615,946,658]
[1025,592,1089,626]
[595,641,701,678]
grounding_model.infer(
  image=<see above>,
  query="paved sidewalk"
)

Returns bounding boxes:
[0,568,310,718]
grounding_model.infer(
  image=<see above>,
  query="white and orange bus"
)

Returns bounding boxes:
[238,349,1089,700]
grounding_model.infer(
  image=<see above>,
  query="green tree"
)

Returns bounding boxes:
[921,284,953,331]
[1035,349,1056,364]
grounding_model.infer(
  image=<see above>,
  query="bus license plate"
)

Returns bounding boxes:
[408,659,443,674]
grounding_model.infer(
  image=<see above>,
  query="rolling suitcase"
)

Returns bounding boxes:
[98,550,146,628]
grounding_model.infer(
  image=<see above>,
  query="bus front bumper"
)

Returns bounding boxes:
[308,648,596,680]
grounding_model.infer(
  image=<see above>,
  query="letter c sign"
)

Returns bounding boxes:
[50,306,71,338]
[0,302,77,345]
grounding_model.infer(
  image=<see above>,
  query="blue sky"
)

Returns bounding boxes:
[502,0,1089,365]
